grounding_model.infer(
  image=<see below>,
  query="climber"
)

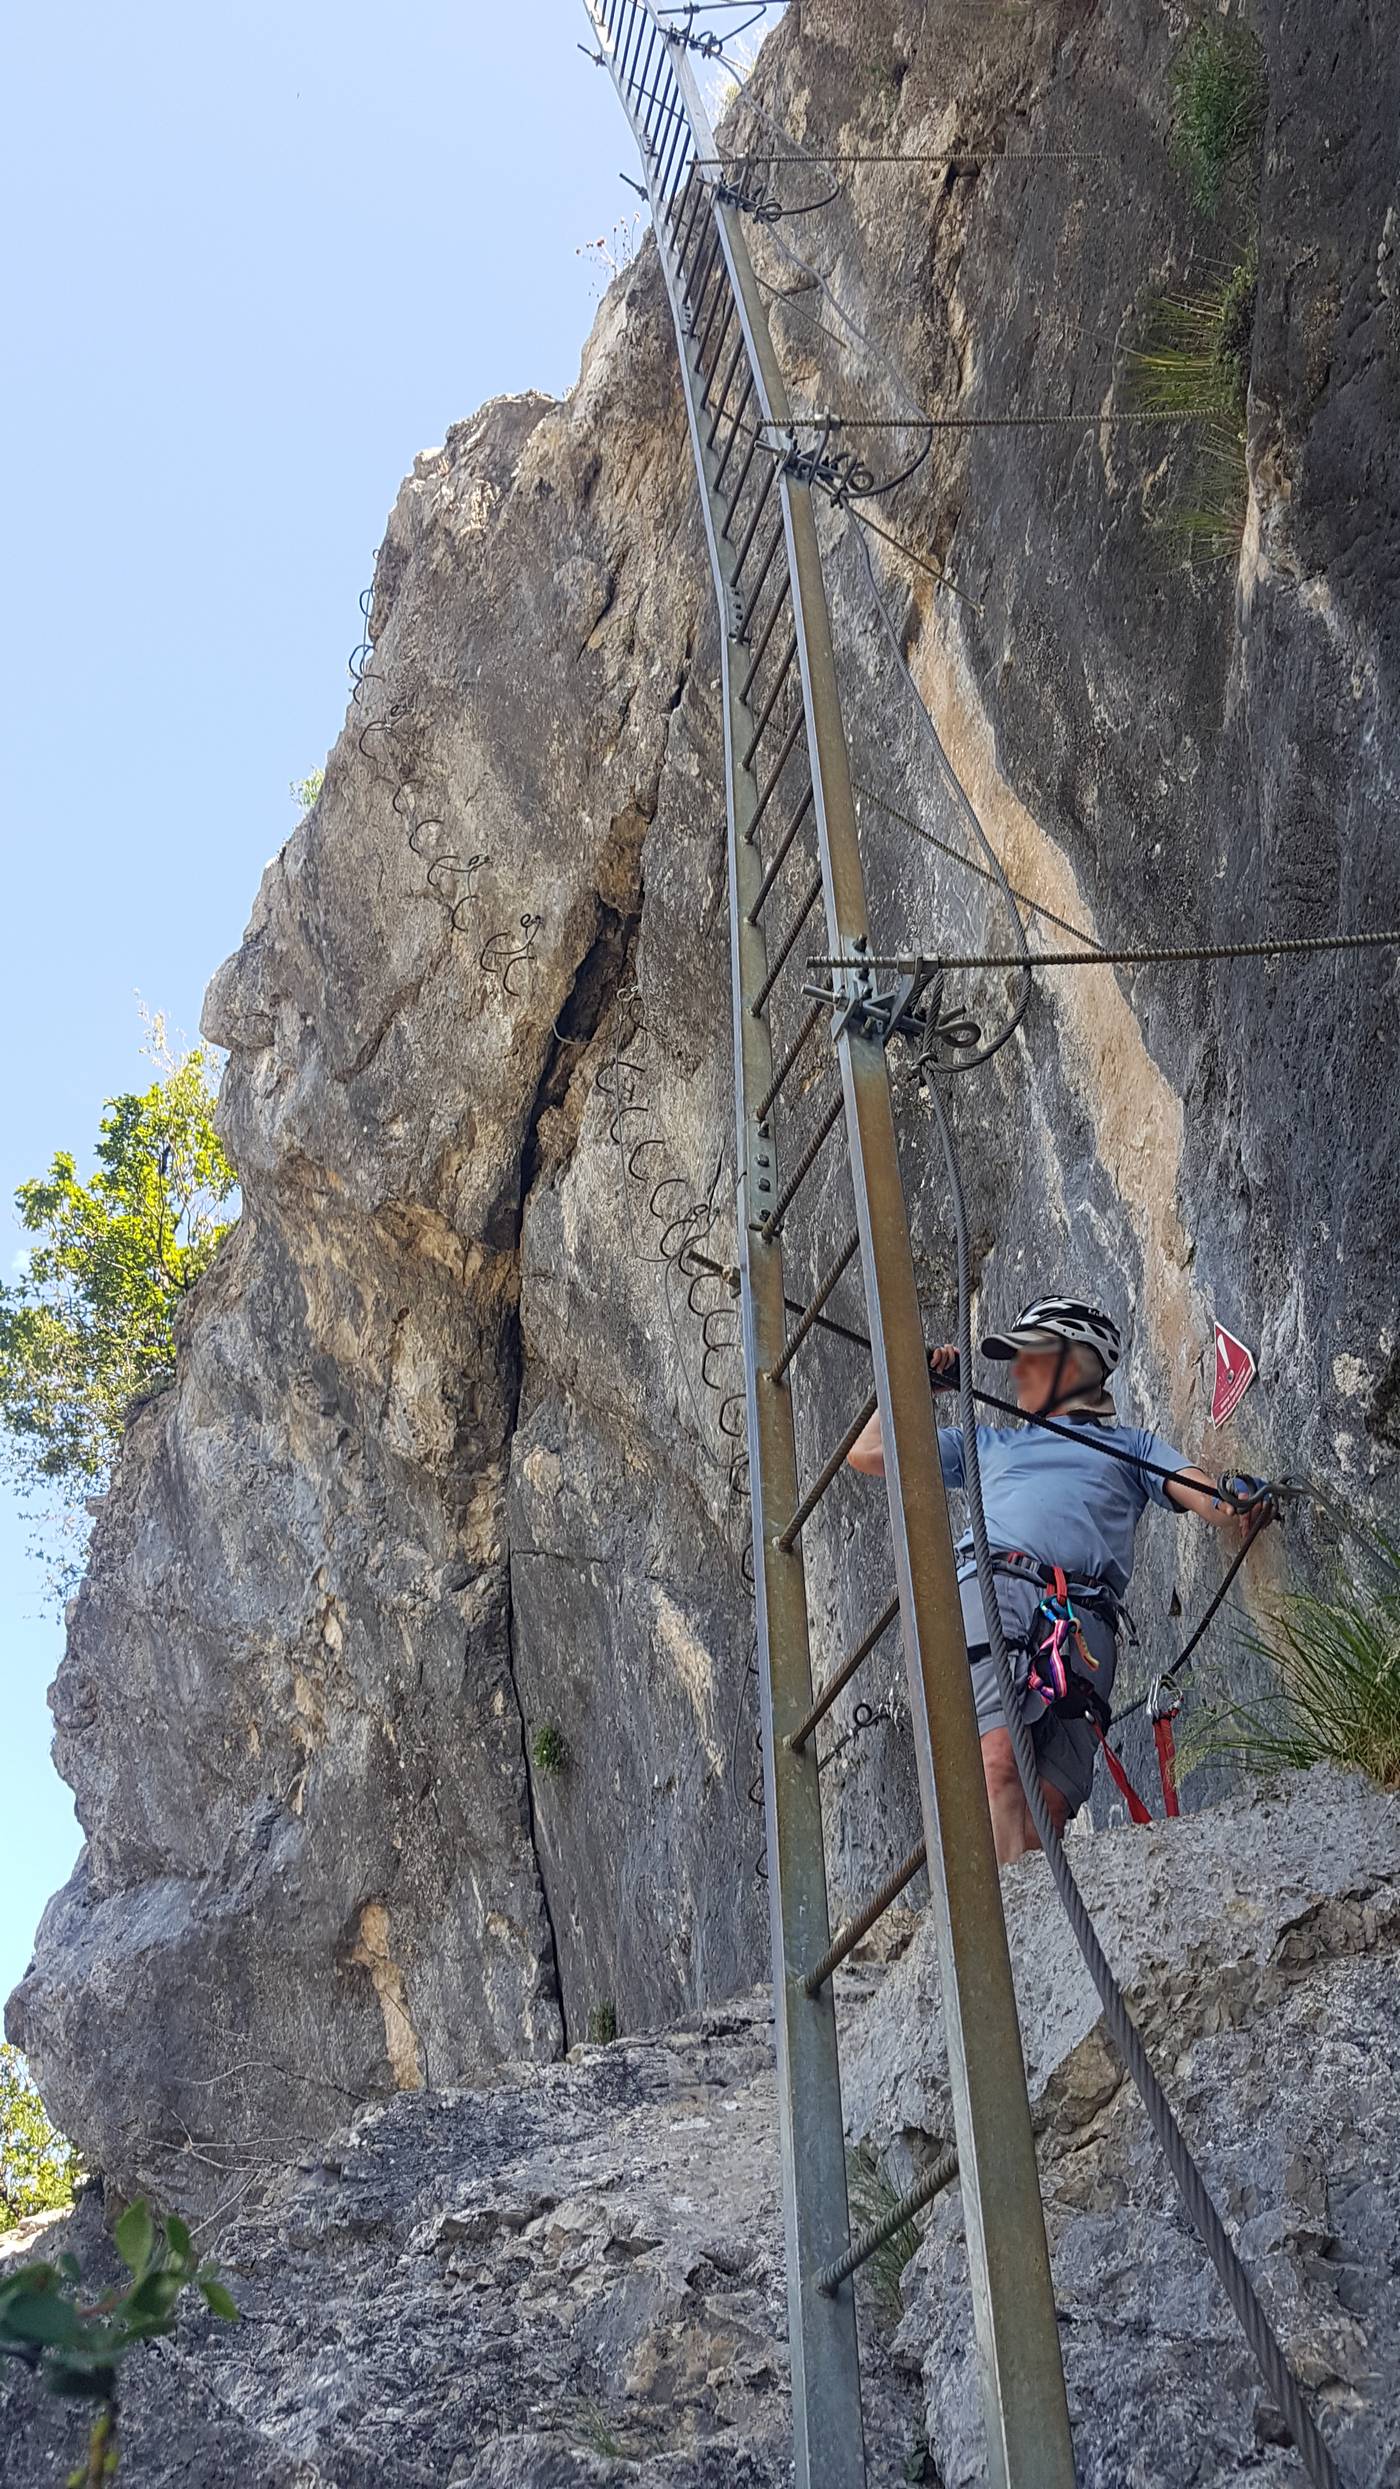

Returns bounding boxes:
[847,1296,1276,1867]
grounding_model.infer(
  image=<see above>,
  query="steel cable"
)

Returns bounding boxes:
[927,1072,1342,2489]
[810,929,1400,971]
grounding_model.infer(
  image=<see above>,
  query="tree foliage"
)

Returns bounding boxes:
[0,2046,81,2232]
[289,768,324,813]
[0,1014,235,1581]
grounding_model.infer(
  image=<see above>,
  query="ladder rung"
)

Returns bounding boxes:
[721,427,764,538]
[656,110,688,199]
[750,869,823,1016]
[758,1093,844,1238]
[687,230,725,332]
[731,455,780,577]
[744,705,805,839]
[695,279,733,376]
[776,1390,878,1552]
[754,991,822,1122]
[803,1841,927,1994]
[713,374,755,480]
[817,2147,960,2297]
[736,519,786,638]
[706,336,746,442]
[672,170,705,260]
[685,226,721,324]
[741,633,798,771]
[618,7,647,92]
[787,1591,899,1750]
[627,23,657,102]
[746,783,813,923]
[737,568,791,698]
[770,1227,860,1384]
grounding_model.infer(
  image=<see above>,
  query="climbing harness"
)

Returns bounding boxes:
[976,1526,1278,1825]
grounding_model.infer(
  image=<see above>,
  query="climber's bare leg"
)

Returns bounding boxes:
[980,1727,1070,1866]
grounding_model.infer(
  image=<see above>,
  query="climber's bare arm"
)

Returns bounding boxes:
[1165,1466,1272,1536]
[847,1345,958,1477]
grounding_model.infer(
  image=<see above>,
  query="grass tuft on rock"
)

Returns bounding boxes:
[1170,21,1268,213]
[1125,250,1256,566]
[575,2398,630,2459]
[1125,250,1257,422]
[586,2001,619,2047]
[1182,1533,1400,1789]
[845,2143,920,2327]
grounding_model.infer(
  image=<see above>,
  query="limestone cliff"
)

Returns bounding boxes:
[8,0,1399,2217]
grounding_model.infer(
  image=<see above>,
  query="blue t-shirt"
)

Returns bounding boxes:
[937,1421,1189,1596]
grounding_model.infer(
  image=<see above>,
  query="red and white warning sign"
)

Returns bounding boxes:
[1210,1322,1257,1427]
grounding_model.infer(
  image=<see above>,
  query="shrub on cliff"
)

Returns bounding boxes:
[0,1011,235,1591]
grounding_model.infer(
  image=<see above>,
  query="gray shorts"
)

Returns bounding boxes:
[959,1570,1118,1816]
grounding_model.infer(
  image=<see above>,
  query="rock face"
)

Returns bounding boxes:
[4,1768,1397,2487]
[843,1766,1400,2487]
[9,0,1400,2197]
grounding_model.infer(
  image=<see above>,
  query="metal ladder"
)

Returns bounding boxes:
[581,9,1075,2482]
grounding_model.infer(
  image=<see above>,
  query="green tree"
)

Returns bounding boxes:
[0,2046,81,2232]
[0,1013,235,1582]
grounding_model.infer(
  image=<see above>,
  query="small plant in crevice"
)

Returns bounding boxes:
[845,2142,920,2328]
[1170,20,1268,214]
[1178,1533,1400,1792]
[574,213,645,303]
[586,2001,619,2047]
[530,1720,570,1779]
[576,2397,630,2459]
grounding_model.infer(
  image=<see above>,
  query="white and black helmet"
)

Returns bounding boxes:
[981,1297,1123,1377]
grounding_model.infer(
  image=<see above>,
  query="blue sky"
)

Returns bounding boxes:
[1,0,780,2012]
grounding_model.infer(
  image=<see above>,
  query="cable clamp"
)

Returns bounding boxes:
[775,422,877,505]
[668,23,727,57]
[805,948,935,1047]
[714,176,782,224]
[805,951,982,1055]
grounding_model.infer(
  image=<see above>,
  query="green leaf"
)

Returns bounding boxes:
[0,2263,60,2302]
[121,2267,185,2328]
[196,2277,240,2323]
[164,2214,192,2263]
[113,2200,154,2278]
[0,2288,86,2348]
